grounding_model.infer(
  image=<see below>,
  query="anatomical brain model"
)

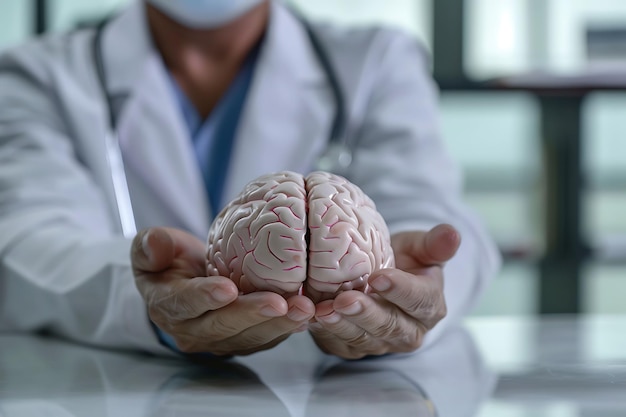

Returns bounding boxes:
[206,171,395,302]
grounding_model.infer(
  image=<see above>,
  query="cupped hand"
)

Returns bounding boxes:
[131,227,315,356]
[308,224,460,359]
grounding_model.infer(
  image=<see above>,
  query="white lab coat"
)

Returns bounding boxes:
[0,1,500,354]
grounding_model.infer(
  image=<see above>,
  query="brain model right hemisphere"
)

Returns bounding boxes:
[206,171,395,303]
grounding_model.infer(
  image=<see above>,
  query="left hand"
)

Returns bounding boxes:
[308,224,460,359]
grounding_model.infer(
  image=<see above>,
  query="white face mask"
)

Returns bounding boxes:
[147,0,266,29]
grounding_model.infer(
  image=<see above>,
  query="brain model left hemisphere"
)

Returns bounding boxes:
[206,171,395,303]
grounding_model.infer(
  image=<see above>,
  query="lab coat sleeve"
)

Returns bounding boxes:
[347,30,502,346]
[0,48,171,355]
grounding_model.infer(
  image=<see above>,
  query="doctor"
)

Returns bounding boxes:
[0,0,500,358]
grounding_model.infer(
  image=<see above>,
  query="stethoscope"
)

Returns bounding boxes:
[92,15,352,239]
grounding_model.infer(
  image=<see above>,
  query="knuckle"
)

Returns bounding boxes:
[434,298,448,323]
[375,310,402,340]
[401,331,424,351]
[396,322,428,353]
[402,301,419,319]
[406,290,443,322]
[388,326,424,353]
[403,291,425,315]
[422,296,447,329]
[344,331,370,347]
[411,336,424,351]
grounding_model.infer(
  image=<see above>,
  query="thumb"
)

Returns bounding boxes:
[419,224,461,266]
[392,224,461,267]
[131,227,176,273]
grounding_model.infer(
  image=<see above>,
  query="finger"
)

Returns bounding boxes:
[131,227,206,275]
[214,295,315,355]
[144,276,239,324]
[131,228,171,273]
[332,291,425,351]
[424,224,461,264]
[178,292,290,351]
[285,295,317,323]
[310,322,384,360]
[368,268,446,329]
[392,224,461,267]
[311,298,385,356]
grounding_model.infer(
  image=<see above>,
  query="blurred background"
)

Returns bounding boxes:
[1,0,624,317]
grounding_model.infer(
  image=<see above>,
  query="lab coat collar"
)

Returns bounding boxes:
[100,1,325,95]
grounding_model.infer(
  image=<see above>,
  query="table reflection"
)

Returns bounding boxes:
[305,367,435,417]
[147,362,290,417]
[0,325,494,417]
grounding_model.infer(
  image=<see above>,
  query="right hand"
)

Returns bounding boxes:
[131,227,315,356]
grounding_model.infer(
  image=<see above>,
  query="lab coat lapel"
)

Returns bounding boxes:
[100,2,210,237]
[223,3,333,203]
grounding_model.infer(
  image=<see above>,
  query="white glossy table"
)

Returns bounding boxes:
[1,316,625,417]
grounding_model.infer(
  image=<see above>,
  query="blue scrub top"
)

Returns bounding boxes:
[167,47,259,215]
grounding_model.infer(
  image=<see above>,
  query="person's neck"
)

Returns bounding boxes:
[145,2,270,118]
[147,2,270,65]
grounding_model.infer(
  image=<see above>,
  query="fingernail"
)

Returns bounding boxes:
[370,276,391,292]
[318,312,341,324]
[141,232,153,262]
[337,301,362,315]
[260,305,284,318]
[212,287,235,303]
[287,305,310,322]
